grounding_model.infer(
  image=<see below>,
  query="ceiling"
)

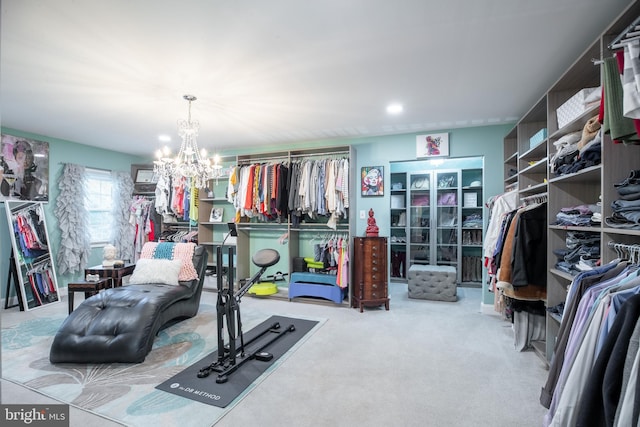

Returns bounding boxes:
[0,0,634,158]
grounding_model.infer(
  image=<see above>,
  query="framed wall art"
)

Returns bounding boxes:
[361,166,384,197]
[209,207,224,223]
[1,134,49,202]
[416,133,449,158]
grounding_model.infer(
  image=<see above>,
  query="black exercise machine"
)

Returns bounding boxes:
[197,223,295,384]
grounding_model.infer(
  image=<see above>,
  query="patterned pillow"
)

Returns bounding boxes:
[139,242,199,281]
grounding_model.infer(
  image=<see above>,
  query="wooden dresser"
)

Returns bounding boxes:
[352,236,389,312]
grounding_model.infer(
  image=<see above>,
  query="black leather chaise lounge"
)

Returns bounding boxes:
[50,243,207,364]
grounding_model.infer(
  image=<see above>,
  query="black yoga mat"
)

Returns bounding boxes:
[156,315,318,408]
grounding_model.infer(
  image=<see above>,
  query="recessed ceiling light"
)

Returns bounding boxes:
[386,103,403,115]
[158,134,171,143]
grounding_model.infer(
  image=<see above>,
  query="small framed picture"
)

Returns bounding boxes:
[416,133,449,158]
[361,166,384,197]
[209,208,223,223]
[135,169,157,183]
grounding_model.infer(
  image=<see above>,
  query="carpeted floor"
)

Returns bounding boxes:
[1,283,549,426]
[1,297,325,427]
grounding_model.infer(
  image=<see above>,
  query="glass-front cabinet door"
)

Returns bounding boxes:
[406,170,461,275]
[409,172,433,266]
[408,173,431,267]
[435,171,460,271]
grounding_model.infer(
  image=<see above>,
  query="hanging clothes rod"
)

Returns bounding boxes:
[237,154,290,165]
[611,34,640,50]
[607,241,640,251]
[290,226,348,232]
[310,231,348,238]
[520,192,547,204]
[608,16,640,49]
[25,253,51,268]
[608,241,640,264]
[234,223,289,231]
[26,256,51,273]
[9,201,43,216]
[289,150,349,159]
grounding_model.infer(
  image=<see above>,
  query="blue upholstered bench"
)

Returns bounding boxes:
[288,272,346,304]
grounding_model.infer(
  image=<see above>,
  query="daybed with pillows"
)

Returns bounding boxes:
[49,242,207,364]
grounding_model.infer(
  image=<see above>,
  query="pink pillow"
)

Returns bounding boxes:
[139,242,198,281]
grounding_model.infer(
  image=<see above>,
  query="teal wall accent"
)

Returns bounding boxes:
[1,123,512,306]
[353,126,511,305]
[0,128,146,298]
[220,124,513,305]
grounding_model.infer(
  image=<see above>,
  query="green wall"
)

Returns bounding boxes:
[0,128,146,298]
[1,124,511,305]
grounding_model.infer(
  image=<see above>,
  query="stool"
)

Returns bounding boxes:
[67,278,110,314]
[407,265,457,302]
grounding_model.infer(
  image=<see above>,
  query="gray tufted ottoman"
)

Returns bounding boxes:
[407,265,457,302]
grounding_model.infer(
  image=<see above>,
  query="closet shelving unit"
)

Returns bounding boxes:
[389,164,484,286]
[517,95,548,203]
[198,155,236,276]
[503,0,640,362]
[389,171,408,282]
[545,39,602,362]
[461,168,484,286]
[600,6,640,257]
[503,127,518,193]
[227,146,356,306]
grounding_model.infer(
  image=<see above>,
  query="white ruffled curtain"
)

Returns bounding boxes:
[111,170,135,262]
[55,163,91,275]
[55,165,135,274]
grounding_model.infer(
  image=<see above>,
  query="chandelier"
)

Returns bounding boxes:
[153,94,222,188]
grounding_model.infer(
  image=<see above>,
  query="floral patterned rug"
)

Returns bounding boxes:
[1,303,324,426]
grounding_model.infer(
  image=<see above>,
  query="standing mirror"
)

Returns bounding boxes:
[4,200,60,310]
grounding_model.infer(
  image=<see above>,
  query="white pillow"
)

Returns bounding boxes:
[128,258,183,286]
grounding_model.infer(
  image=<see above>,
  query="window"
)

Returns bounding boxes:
[85,168,114,245]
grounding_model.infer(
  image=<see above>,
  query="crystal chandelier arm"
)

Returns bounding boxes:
[154,94,221,189]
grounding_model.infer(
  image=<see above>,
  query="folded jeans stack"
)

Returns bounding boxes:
[605,169,640,229]
[554,231,600,275]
